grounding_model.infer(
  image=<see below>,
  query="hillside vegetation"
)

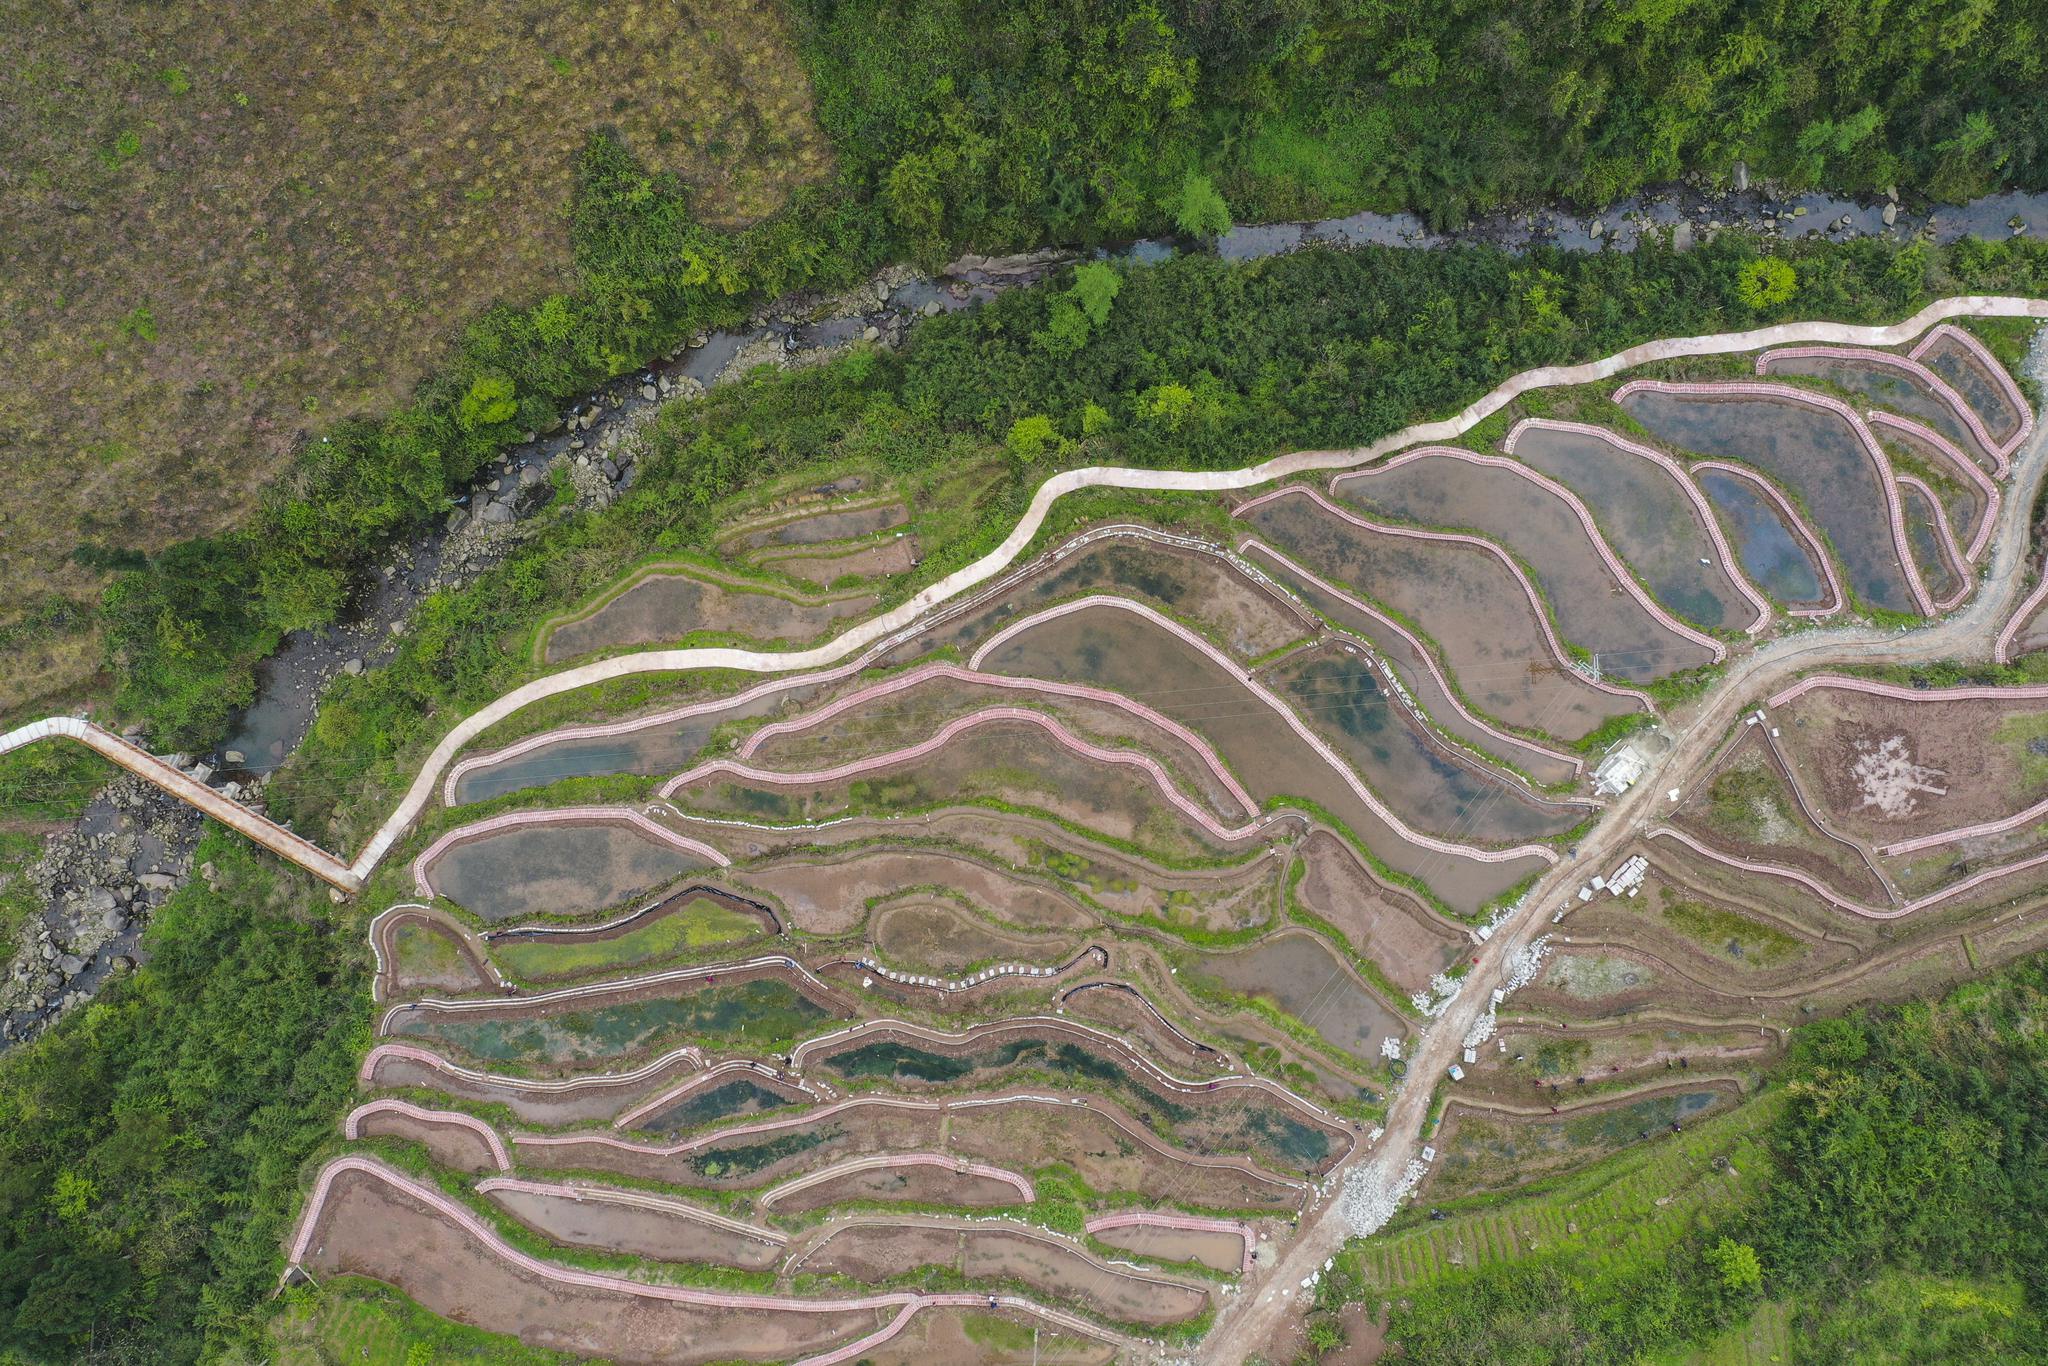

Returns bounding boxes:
[0,0,829,711]
[1309,952,2048,1363]
[796,0,2048,250]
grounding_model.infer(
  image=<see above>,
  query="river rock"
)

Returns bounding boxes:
[1588,219,1604,239]
[341,658,363,676]
[138,873,175,890]
[1883,202,1898,226]
[480,500,515,525]
[863,325,880,342]
[101,908,127,933]
[57,955,85,978]
[224,749,245,764]
[1792,205,1807,217]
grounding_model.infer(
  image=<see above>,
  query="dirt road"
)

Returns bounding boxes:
[1197,342,2048,1364]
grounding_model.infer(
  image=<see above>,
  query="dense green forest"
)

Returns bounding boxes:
[795,0,2048,246]
[0,832,367,1361]
[1318,954,2048,1363]
[264,212,2048,848]
[80,0,2048,753]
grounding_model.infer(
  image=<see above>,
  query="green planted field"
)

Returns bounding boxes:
[1359,1091,1782,1292]
[272,1277,575,1365]
[491,898,767,980]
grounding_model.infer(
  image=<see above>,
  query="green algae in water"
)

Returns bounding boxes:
[398,979,830,1064]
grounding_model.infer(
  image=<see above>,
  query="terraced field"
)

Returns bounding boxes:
[15,306,2048,1362]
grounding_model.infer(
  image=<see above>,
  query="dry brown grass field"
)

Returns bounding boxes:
[0,0,829,706]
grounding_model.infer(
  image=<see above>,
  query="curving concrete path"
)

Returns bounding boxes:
[281,1155,1131,1366]
[343,1098,511,1170]
[8,299,2045,893]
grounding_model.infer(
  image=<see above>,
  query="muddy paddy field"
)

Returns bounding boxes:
[284,324,2048,1360]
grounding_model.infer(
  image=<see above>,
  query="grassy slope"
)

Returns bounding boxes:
[0,0,829,711]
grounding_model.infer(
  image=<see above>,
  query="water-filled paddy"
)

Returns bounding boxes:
[1244,549,1581,785]
[1621,390,1918,613]
[1899,483,1965,603]
[1693,469,1825,606]
[1241,491,1640,742]
[426,821,709,922]
[820,1035,1338,1171]
[1508,424,1754,631]
[1919,333,2025,445]
[1334,455,1712,680]
[1270,648,1585,843]
[631,1078,796,1134]
[1763,354,1992,467]
[977,599,1544,912]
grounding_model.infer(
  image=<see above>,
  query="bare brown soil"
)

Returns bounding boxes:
[802,1222,1211,1326]
[1776,687,2048,844]
[367,1049,698,1128]
[1060,981,1224,1067]
[859,1307,1114,1365]
[765,1161,1023,1213]
[747,672,1255,824]
[673,718,1248,863]
[736,847,1095,936]
[518,1101,944,1190]
[897,535,1316,665]
[979,599,1542,912]
[731,501,909,551]
[1089,1223,1248,1273]
[486,1186,783,1269]
[1294,832,1465,993]
[1671,737,1889,903]
[941,1097,1309,1208]
[352,1109,502,1175]
[543,571,876,663]
[302,1171,875,1364]
[871,898,1075,974]
[756,535,920,584]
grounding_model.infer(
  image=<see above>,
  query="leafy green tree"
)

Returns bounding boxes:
[456,373,518,430]
[1734,258,1798,310]
[1706,1237,1763,1295]
[1006,413,1060,462]
[1171,171,1231,240]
